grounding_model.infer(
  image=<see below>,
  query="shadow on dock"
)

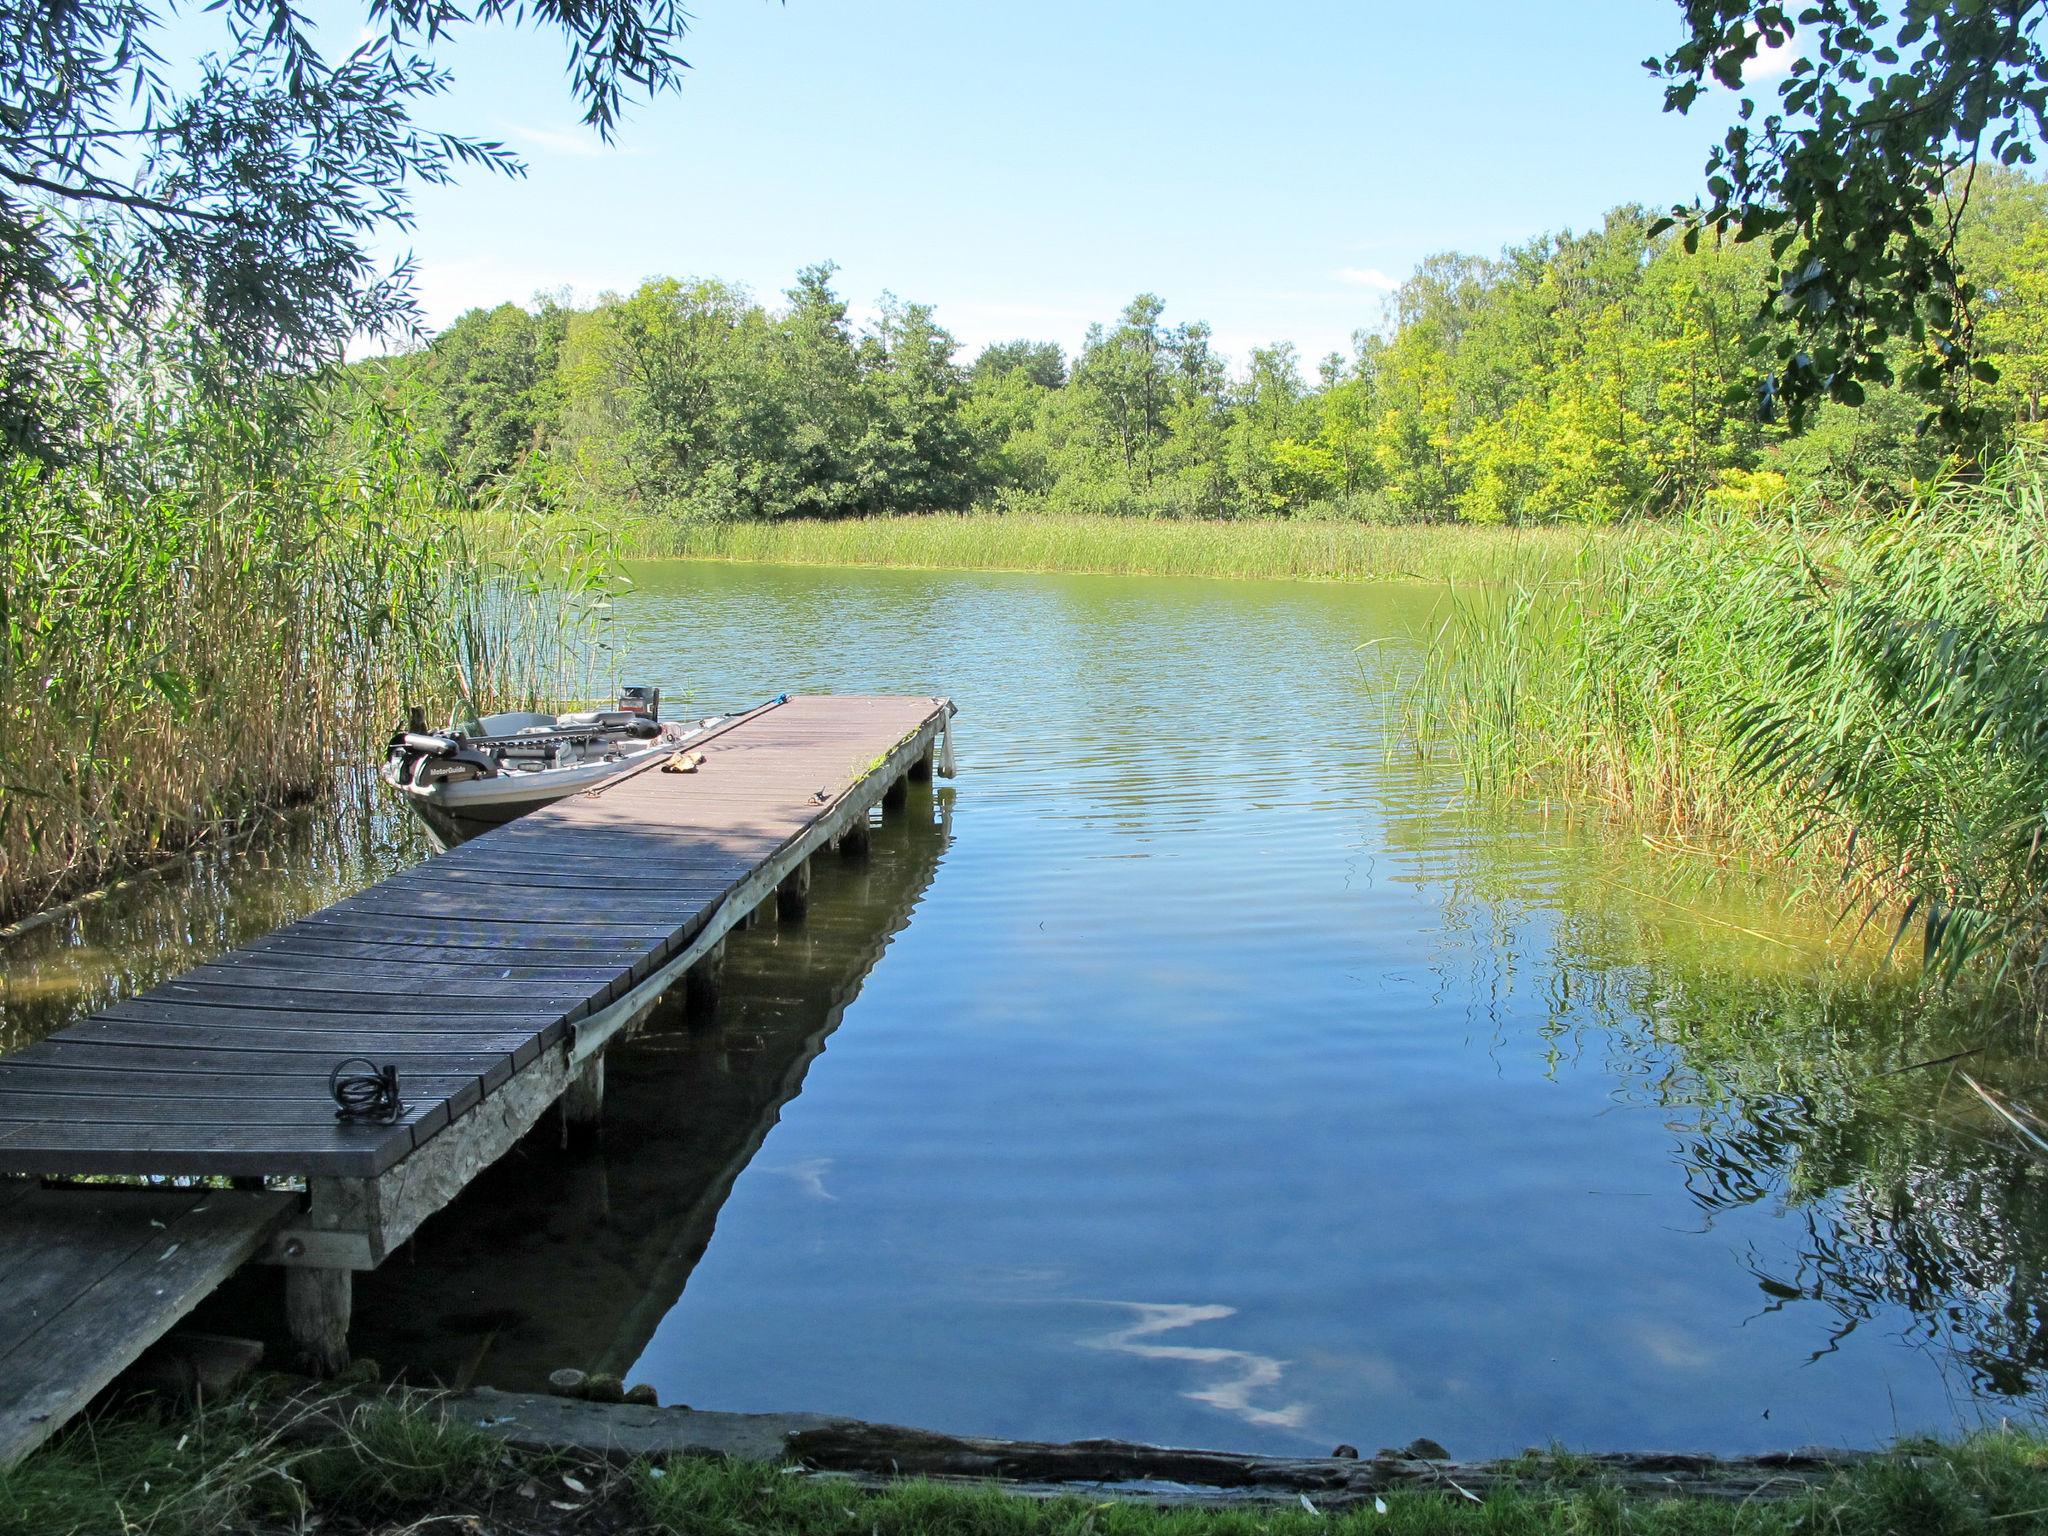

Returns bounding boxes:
[201,780,953,1389]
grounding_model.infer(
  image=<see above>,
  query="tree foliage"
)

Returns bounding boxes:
[1651,0,2048,434]
[392,181,2048,526]
[0,0,692,458]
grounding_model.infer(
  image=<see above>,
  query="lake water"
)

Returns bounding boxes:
[8,560,2048,1457]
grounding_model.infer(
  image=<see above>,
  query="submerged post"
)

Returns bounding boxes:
[561,1052,605,1149]
[882,773,909,813]
[839,812,871,859]
[285,1268,352,1376]
[686,936,727,1019]
[777,858,812,922]
[908,743,935,783]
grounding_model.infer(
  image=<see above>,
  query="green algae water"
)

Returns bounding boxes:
[7,562,2048,1456]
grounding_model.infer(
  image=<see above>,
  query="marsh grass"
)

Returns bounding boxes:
[1410,454,2048,1004]
[0,1387,522,1536]
[615,512,1601,586]
[0,369,614,926]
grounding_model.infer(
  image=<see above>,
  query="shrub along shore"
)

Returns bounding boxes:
[0,355,608,929]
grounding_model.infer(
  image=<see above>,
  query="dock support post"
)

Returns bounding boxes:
[909,742,935,782]
[882,774,908,813]
[839,812,871,859]
[687,936,727,1019]
[777,859,811,923]
[561,1052,605,1150]
[286,1267,352,1376]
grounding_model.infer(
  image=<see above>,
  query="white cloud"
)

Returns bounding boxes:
[500,121,637,158]
[1334,265,1401,292]
[1745,32,1799,81]
[1083,1301,1309,1432]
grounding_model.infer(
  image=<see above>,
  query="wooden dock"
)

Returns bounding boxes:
[0,693,953,1463]
[348,781,954,1387]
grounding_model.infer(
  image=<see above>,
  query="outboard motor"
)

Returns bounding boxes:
[386,716,498,787]
[618,684,660,722]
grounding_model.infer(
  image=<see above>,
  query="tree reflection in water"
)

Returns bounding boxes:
[1425,822,2048,1414]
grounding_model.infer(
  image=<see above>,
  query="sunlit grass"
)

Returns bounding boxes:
[1410,453,2048,1004]
[613,511,1607,586]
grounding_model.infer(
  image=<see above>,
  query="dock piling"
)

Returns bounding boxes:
[839,813,871,859]
[686,937,727,1020]
[286,1267,353,1376]
[777,859,812,922]
[561,1053,606,1149]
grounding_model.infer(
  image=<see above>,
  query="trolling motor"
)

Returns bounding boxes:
[387,704,499,787]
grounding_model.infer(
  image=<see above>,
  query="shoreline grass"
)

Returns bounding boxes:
[10,1384,2048,1536]
[1409,454,2048,1007]
[604,511,1607,585]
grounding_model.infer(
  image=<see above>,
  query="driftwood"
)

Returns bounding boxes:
[786,1421,1891,1505]
[265,1386,1900,1510]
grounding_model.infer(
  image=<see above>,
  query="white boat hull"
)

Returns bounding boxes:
[379,696,721,848]
[380,747,671,847]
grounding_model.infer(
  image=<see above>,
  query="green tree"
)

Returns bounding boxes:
[425,301,563,490]
[1650,0,2048,435]
[855,296,982,513]
[972,340,1067,389]
[1,0,692,459]
[1072,295,1173,493]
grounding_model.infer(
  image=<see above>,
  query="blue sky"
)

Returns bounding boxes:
[344,0,1788,366]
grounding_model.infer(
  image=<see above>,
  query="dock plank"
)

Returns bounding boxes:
[0,1186,295,1466]
[0,696,949,1183]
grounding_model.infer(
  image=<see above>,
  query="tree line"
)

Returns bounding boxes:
[380,173,2048,527]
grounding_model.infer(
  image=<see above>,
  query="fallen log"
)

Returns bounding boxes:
[784,1420,1892,1505]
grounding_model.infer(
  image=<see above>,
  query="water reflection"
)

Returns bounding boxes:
[1084,1303,1308,1431]
[330,783,954,1386]
[0,772,430,1053]
[15,560,2048,1454]
[1412,813,2048,1418]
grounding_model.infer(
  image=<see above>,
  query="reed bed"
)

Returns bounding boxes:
[1411,454,2048,1001]
[0,368,608,926]
[619,511,1600,586]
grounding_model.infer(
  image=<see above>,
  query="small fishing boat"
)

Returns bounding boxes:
[381,685,725,847]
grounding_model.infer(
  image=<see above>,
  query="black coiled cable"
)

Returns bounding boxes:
[330,1058,404,1124]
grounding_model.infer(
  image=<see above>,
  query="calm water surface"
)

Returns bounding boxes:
[9,561,2048,1456]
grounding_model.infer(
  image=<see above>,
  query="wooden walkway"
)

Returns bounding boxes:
[0,1182,295,1464]
[0,693,953,1462]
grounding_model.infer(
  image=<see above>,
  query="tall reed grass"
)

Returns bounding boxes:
[617,511,1599,586]
[1412,454,2048,1002]
[0,354,611,924]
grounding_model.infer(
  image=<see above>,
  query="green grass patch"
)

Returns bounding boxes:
[633,1437,2048,1536]
[14,1387,2048,1536]
[611,511,1603,586]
